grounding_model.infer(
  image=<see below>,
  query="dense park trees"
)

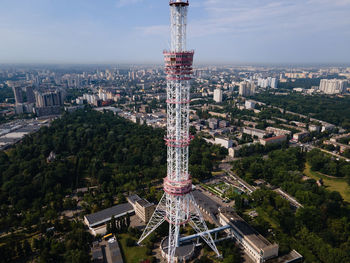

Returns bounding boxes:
[0,107,226,262]
[253,93,350,129]
[0,85,13,102]
[307,149,350,182]
[233,147,350,263]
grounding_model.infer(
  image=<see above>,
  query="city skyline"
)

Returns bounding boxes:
[1,0,350,64]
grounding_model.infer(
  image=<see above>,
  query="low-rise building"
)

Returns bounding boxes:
[208,118,218,130]
[105,238,123,263]
[219,208,279,263]
[309,124,321,133]
[135,199,155,223]
[321,123,336,132]
[324,140,350,153]
[259,135,287,146]
[214,137,233,149]
[243,127,266,139]
[330,133,350,143]
[218,120,229,128]
[293,131,309,142]
[266,127,291,137]
[229,143,254,158]
[84,203,134,236]
[91,241,104,263]
[208,111,228,119]
[245,100,256,109]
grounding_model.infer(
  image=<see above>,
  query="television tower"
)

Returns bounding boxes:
[138,1,220,262]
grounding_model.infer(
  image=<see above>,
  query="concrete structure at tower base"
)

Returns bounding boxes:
[160,237,195,263]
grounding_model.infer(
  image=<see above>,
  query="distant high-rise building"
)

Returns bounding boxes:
[26,87,36,104]
[35,90,64,108]
[12,86,23,104]
[34,90,64,117]
[213,88,223,103]
[257,77,278,89]
[239,81,256,97]
[270,78,278,89]
[15,104,24,114]
[319,79,347,94]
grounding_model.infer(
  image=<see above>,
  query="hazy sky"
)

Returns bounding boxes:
[0,0,350,64]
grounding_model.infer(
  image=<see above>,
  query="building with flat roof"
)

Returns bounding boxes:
[292,131,309,142]
[239,81,256,97]
[319,79,347,94]
[214,137,233,149]
[12,86,23,104]
[84,203,134,236]
[229,143,254,158]
[106,238,123,263]
[266,127,291,137]
[127,194,142,207]
[91,241,104,263]
[245,100,256,110]
[243,127,266,139]
[213,88,223,103]
[309,124,321,133]
[192,189,221,224]
[260,135,287,146]
[135,199,155,223]
[219,208,279,263]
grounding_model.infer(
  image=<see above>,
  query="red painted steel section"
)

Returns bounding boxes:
[163,177,192,196]
[164,216,190,226]
[164,135,194,148]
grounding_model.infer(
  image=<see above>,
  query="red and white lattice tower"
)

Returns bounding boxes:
[138,1,220,262]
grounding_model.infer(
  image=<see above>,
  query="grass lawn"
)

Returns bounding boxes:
[211,170,225,176]
[118,233,151,263]
[304,163,350,203]
[201,183,223,197]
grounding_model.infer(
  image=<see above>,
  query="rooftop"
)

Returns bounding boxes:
[192,189,221,215]
[220,208,275,251]
[85,203,133,227]
[106,238,123,263]
[136,199,153,208]
[127,194,141,205]
[263,135,287,142]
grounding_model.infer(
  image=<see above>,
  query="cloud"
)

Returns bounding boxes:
[137,0,350,38]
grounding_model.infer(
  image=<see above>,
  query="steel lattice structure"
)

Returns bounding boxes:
[137,1,220,262]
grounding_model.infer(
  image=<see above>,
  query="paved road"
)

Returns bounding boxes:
[297,142,350,162]
[219,162,256,194]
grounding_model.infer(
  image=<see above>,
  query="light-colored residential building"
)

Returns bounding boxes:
[219,208,279,263]
[229,143,253,158]
[266,127,292,136]
[309,124,321,133]
[243,127,266,139]
[239,81,256,97]
[84,203,134,236]
[293,131,309,142]
[245,100,256,109]
[214,137,233,149]
[319,79,347,94]
[135,199,155,223]
[321,123,336,132]
[260,135,287,146]
[213,88,223,103]
[257,77,278,89]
